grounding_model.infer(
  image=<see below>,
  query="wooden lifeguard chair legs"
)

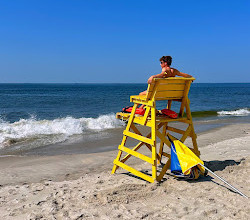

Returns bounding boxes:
[158,99,200,165]
[112,100,200,183]
[112,104,160,183]
[111,104,138,175]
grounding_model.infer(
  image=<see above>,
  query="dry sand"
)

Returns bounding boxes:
[0,123,249,219]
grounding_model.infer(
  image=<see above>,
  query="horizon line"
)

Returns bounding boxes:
[0,82,250,84]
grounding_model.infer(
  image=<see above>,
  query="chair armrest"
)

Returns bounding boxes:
[130,95,147,102]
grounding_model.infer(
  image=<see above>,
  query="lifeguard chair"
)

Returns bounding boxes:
[111,77,199,183]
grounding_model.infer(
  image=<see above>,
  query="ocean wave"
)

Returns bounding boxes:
[0,114,124,148]
[217,108,250,116]
[190,108,250,118]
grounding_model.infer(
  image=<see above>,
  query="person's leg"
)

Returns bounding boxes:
[139,90,147,95]
[138,90,147,108]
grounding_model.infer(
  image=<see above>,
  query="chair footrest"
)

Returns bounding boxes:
[116,112,190,124]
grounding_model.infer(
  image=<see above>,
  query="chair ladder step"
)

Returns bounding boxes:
[113,160,154,183]
[123,130,154,145]
[119,145,154,164]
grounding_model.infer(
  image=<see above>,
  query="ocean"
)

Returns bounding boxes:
[0,83,249,156]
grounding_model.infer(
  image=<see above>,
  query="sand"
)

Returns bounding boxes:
[0,123,249,219]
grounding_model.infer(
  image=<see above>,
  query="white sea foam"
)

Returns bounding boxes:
[217,108,250,116]
[0,114,124,148]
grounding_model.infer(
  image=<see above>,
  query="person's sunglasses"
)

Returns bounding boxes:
[160,61,164,64]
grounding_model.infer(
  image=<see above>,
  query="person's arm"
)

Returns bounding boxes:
[147,70,166,84]
[140,72,165,95]
[173,69,192,78]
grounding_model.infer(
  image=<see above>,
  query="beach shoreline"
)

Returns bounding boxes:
[2,116,250,157]
[0,123,249,219]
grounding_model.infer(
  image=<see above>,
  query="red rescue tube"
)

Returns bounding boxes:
[161,109,178,119]
[122,107,145,116]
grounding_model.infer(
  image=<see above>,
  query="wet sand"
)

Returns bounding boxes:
[0,123,249,219]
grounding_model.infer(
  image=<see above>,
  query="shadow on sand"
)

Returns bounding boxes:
[204,158,245,172]
[119,158,245,185]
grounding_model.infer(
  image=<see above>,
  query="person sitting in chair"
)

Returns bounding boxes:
[139,56,193,96]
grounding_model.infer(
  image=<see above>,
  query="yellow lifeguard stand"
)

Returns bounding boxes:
[111,77,199,183]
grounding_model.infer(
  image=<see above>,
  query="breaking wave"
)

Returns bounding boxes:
[0,114,124,149]
[190,108,250,117]
[217,108,250,116]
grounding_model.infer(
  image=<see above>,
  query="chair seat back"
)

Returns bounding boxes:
[145,77,195,101]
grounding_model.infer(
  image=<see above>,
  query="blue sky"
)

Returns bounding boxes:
[0,0,249,83]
